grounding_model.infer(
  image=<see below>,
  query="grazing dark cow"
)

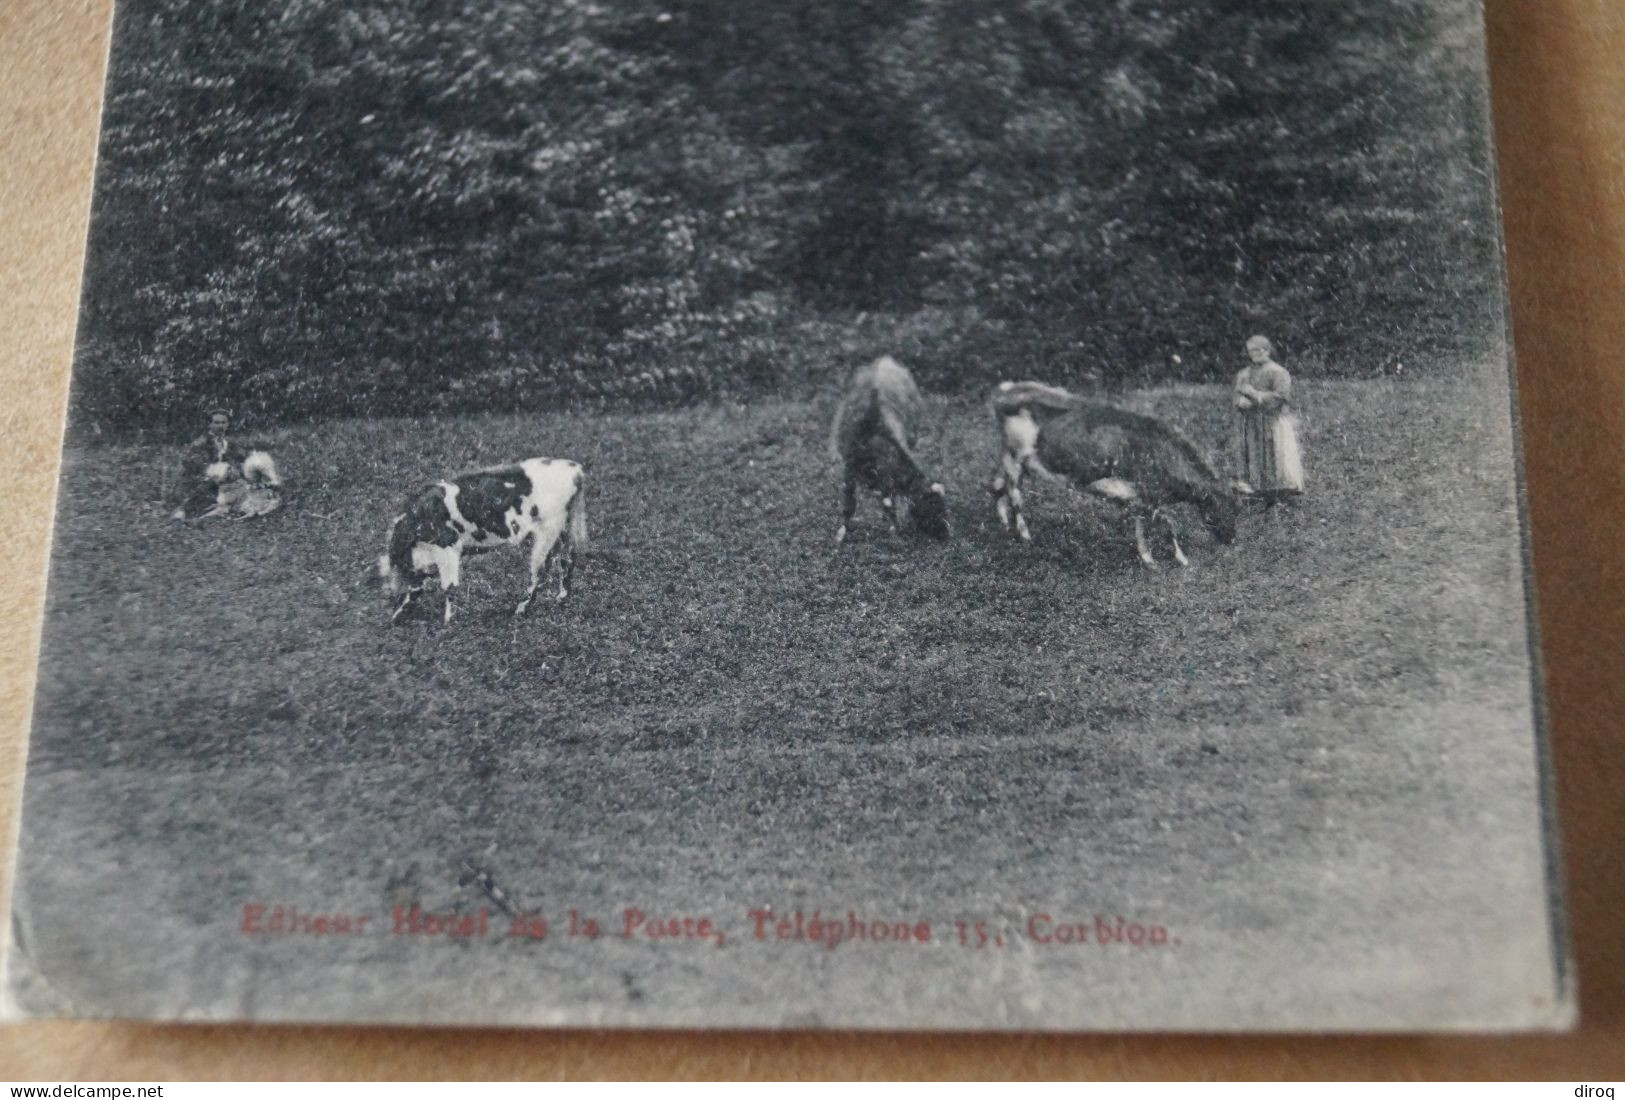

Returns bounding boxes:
[374,458,587,623]
[830,356,949,542]
[990,380,1238,566]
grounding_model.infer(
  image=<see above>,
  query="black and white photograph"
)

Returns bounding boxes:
[4,0,1570,1030]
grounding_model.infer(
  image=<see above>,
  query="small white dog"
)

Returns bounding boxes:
[178,450,284,520]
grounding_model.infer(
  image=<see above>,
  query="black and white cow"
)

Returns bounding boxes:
[830,355,949,542]
[374,458,588,623]
[990,380,1238,567]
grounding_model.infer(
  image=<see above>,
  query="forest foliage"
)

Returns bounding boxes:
[71,0,1503,431]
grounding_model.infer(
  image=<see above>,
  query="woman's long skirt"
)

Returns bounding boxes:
[1239,410,1305,495]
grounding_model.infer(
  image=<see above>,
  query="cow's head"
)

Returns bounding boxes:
[366,552,434,624]
[370,554,402,594]
[362,514,409,594]
[1201,488,1239,545]
[910,482,950,539]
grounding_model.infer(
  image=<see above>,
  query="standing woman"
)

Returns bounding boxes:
[1234,335,1305,505]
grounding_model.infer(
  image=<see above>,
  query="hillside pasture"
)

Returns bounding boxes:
[11,369,1561,1028]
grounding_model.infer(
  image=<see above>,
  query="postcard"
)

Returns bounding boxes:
[5,0,1571,1029]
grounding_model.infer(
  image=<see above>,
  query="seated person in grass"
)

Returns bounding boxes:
[1234,335,1305,506]
[171,408,283,520]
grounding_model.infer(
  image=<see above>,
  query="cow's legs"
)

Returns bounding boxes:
[515,561,543,617]
[997,451,1032,541]
[516,541,548,617]
[435,549,462,624]
[1132,513,1158,568]
[554,528,575,602]
[991,463,1021,533]
[516,520,567,617]
[392,585,426,623]
[996,410,1041,541]
[835,470,858,544]
[991,467,1012,529]
[881,494,901,535]
[1154,508,1189,567]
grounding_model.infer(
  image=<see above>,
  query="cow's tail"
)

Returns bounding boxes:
[568,475,589,551]
[876,404,926,477]
[829,388,867,463]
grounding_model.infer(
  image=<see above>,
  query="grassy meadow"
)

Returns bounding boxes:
[10,367,1564,1028]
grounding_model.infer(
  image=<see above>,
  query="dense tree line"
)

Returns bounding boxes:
[69,0,1502,432]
